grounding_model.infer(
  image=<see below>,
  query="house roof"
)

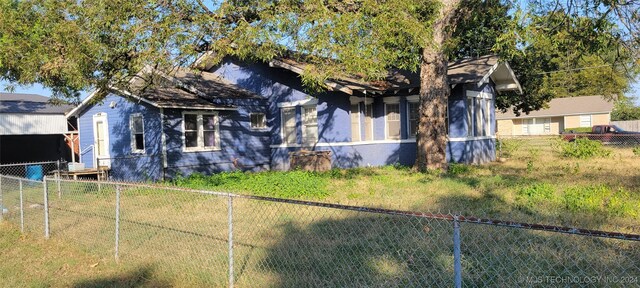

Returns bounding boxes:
[67,68,261,117]
[266,54,522,95]
[496,95,615,119]
[0,93,74,114]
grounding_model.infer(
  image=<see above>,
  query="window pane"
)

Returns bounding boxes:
[282,108,296,144]
[466,97,473,136]
[350,104,360,141]
[251,113,266,129]
[134,134,144,150]
[364,104,373,141]
[185,131,198,147]
[408,102,419,137]
[185,114,198,131]
[203,115,216,130]
[204,131,216,147]
[386,104,400,139]
[475,98,483,136]
[304,107,317,123]
[132,116,143,133]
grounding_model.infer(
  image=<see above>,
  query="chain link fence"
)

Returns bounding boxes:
[1,174,638,287]
[0,161,61,180]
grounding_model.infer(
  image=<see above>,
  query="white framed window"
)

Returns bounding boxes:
[250,113,267,130]
[467,91,491,137]
[302,106,318,144]
[350,103,361,141]
[407,101,419,138]
[580,115,591,127]
[182,112,220,151]
[281,107,297,144]
[130,113,145,153]
[385,103,401,140]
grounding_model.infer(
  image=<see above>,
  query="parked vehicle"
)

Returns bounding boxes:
[562,125,640,145]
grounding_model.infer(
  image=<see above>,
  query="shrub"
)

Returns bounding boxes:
[557,138,612,159]
[563,127,592,133]
[633,146,640,156]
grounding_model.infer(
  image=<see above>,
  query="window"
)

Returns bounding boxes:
[281,107,296,144]
[544,118,551,133]
[467,92,492,137]
[408,101,419,138]
[522,119,533,135]
[364,103,373,141]
[130,114,144,153]
[250,113,267,129]
[580,115,591,127]
[350,103,361,141]
[385,103,401,140]
[183,112,219,151]
[302,106,318,144]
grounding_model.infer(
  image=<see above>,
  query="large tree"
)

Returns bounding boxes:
[1,0,638,170]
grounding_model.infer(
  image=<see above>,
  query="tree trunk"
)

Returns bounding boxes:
[414,0,460,172]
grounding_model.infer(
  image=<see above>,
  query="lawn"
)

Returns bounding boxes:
[0,138,638,287]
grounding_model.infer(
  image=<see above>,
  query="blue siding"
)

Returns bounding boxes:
[77,93,163,181]
[163,104,271,178]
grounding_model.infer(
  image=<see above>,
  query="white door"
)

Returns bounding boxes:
[93,113,111,168]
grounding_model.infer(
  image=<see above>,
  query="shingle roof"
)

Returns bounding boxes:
[270,55,501,92]
[496,95,615,119]
[0,93,74,114]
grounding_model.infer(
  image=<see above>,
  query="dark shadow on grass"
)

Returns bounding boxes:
[73,265,172,288]
[256,210,639,287]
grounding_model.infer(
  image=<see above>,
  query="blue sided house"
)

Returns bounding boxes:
[67,55,521,182]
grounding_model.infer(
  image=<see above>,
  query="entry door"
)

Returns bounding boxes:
[93,113,111,168]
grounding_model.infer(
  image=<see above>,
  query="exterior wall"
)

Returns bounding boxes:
[162,99,271,178]
[564,113,610,130]
[551,117,563,134]
[77,93,163,182]
[497,119,514,136]
[0,114,68,135]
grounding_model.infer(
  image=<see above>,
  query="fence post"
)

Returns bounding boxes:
[56,160,62,198]
[228,195,234,288]
[115,185,121,261]
[0,175,3,222]
[43,177,50,239]
[453,215,462,288]
[19,179,24,232]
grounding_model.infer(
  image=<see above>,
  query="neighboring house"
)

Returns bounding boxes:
[68,55,521,181]
[0,93,77,165]
[496,95,614,136]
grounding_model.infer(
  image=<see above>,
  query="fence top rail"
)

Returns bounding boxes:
[0,174,45,183]
[0,160,59,167]
[37,176,640,242]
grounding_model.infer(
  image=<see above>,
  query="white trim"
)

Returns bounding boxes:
[497,62,523,94]
[66,89,102,117]
[92,113,110,168]
[406,95,419,102]
[466,90,491,99]
[448,136,496,142]
[477,62,500,88]
[278,98,318,108]
[129,113,145,154]
[160,108,168,169]
[350,96,374,104]
[269,136,496,148]
[383,96,400,104]
[181,111,221,152]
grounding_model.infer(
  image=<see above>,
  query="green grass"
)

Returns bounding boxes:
[1,138,639,286]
